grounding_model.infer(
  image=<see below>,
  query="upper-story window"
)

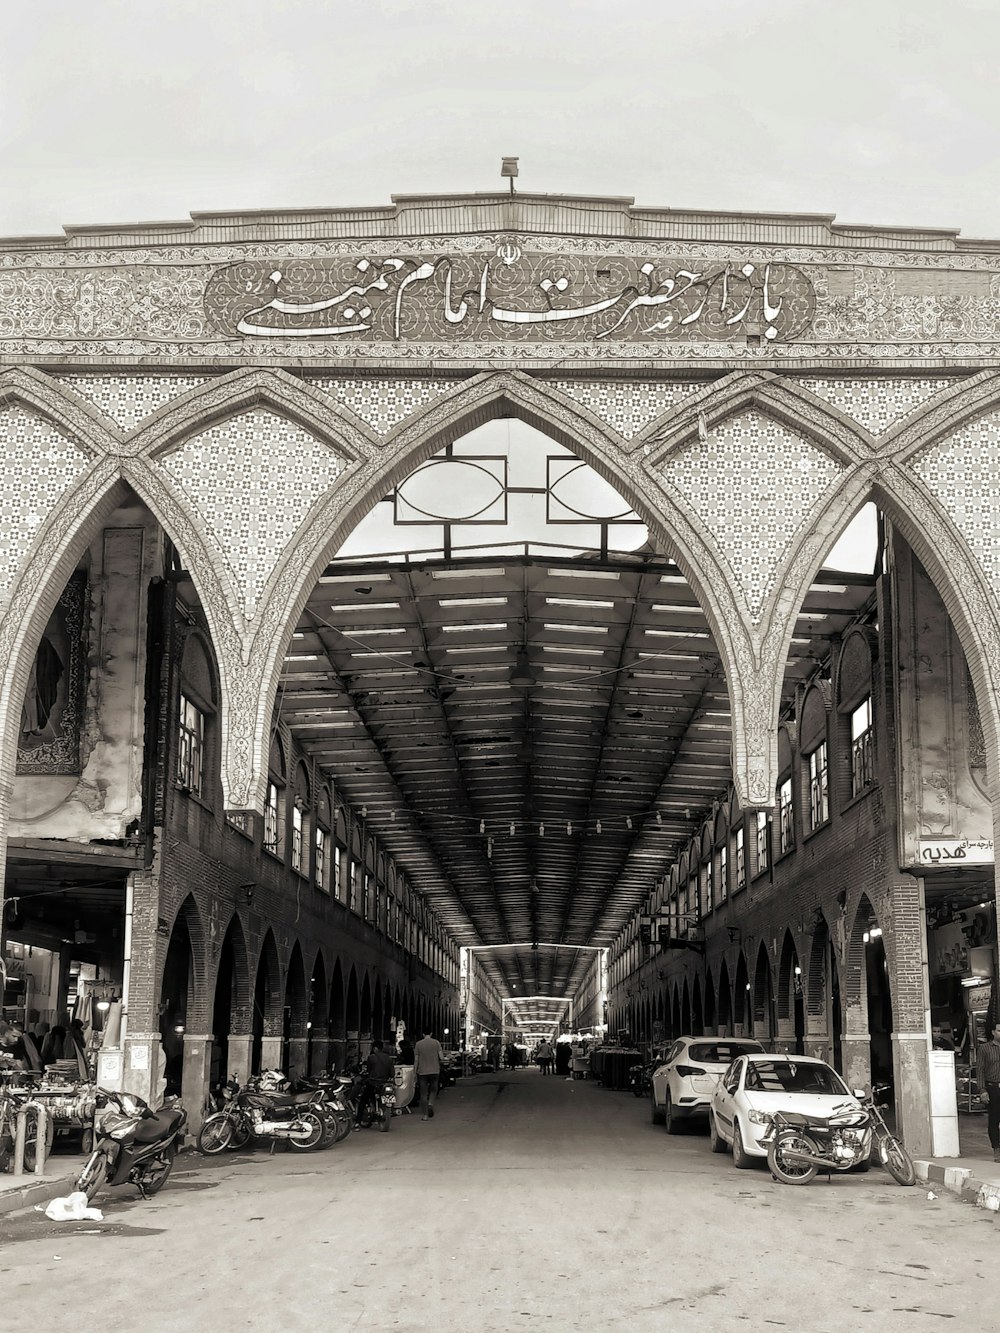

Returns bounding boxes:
[701,863,713,916]
[735,826,746,890]
[315,825,328,892]
[264,781,281,855]
[851,696,875,796]
[808,741,829,830]
[717,843,728,904]
[291,805,304,873]
[778,777,794,855]
[177,694,205,795]
[755,810,769,873]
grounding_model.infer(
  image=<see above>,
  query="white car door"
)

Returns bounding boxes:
[653,1039,683,1108]
[712,1058,743,1141]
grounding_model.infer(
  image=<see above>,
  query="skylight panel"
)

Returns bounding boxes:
[548,569,620,580]
[545,596,616,609]
[326,602,400,612]
[442,622,508,632]
[438,596,509,607]
[544,623,609,634]
[431,567,507,580]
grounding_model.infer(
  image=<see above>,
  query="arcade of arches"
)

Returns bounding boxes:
[1,192,999,1156]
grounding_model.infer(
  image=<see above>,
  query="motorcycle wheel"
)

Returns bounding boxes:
[197,1112,235,1155]
[77,1151,108,1204]
[226,1116,252,1151]
[767,1130,818,1186]
[329,1109,354,1143]
[139,1141,176,1197]
[287,1110,325,1151]
[879,1134,916,1186]
[379,1102,391,1133]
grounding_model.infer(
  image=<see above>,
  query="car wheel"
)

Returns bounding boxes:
[732,1120,751,1169]
[709,1111,727,1154]
[664,1092,681,1135]
[650,1090,665,1126]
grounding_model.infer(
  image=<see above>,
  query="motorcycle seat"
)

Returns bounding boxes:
[778,1111,818,1128]
[133,1108,185,1143]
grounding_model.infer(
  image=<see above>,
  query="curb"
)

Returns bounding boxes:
[0,1169,81,1218]
[914,1158,1000,1217]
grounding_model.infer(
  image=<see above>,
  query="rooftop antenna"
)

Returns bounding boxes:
[501,156,519,196]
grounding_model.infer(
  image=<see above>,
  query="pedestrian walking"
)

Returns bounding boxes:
[536,1038,553,1075]
[554,1039,571,1077]
[414,1027,444,1121]
[979,1023,1000,1161]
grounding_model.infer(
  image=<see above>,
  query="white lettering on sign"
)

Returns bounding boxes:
[919,838,995,866]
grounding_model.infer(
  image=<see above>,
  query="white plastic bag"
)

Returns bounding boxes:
[44,1191,103,1222]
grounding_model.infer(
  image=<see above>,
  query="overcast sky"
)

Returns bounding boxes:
[3,0,1000,239]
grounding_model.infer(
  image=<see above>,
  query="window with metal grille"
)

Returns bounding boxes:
[291,805,304,872]
[349,858,358,911]
[808,741,829,829]
[701,863,712,916]
[717,844,728,903]
[177,694,205,795]
[264,781,281,855]
[851,697,874,796]
[736,827,746,889]
[756,810,769,872]
[315,826,328,891]
[778,777,794,854]
[333,844,342,900]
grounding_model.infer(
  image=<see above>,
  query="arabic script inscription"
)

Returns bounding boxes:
[203,249,816,344]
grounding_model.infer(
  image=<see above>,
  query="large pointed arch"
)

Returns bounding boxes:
[226,368,757,813]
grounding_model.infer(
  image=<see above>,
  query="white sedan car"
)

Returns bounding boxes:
[709,1053,866,1168]
[650,1036,764,1133]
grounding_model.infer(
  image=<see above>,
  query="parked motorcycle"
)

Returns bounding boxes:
[76,1088,187,1203]
[764,1084,915,1187]
[197,1074,330,1154]
[340,1065,394,1131]
[291,1070,356,1142]
[628,1059,657,1099]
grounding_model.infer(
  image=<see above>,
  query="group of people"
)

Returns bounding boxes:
[0,1016,91,1079]
[532,1039,572,1076]
[363,1027,445,1123]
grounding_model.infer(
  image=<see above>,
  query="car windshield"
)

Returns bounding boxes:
[744,1061,847,1095]
[687,1042,762,1065]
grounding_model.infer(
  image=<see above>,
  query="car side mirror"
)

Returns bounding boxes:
[852,1088,867,1099]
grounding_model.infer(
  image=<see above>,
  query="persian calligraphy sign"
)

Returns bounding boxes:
[203,247,816,345]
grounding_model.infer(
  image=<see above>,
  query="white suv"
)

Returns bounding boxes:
[650,1036,765,1134]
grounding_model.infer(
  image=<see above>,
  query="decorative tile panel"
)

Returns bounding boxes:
[551,380,702,439]
[794,378,952,436]
[658,409,843,619]
[307,378,454,434]
[0,405,90,600]
[55,374,212,433]
[911,410,1000,587]
[160,408,347,618]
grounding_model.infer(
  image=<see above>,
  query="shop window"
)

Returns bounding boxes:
[264,781,282,856]
[851,696,875,796]
[778,778,794,855]
[807,741,829,830]
[177,694,205,795]
[755,811,769,873]
[735,827,746,890]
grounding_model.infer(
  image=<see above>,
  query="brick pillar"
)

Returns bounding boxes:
[773,1019,796,1054]
[840,1034,872,1095]
[227,1035,252,1085]
[895,1033,937,1157]
[121,1033,160,1106]
[803,1015,831,1064]
[182,1034,213,1138]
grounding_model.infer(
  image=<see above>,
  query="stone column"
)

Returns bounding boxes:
[260,1036,284,1071]
[182,1034,213,1139]
[840,1036,872,1095]
[803,1015,831,1064]
[227,1034,252,1085]
[121,1033,159,1105]
[309,1037,331,1075]
[894,1032,937,1158]
[773,1019,796,1055]
[287,1037,309,1082]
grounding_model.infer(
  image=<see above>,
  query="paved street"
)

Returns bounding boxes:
[2,1069,996,1332]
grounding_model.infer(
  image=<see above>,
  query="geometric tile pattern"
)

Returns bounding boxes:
[307,378,454,434]
[159,408,347,619]
[794,377,953,436]
[0,405,90,599]
[552,380,702,439]
[658,409,843,619]
[55,374,212,433]
[911,409,1000,588]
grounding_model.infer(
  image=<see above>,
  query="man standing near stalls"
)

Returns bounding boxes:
[978,1023,1000,1162]
[414,1027,444,1122]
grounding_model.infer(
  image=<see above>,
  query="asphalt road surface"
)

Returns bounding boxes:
[2,1068,996,1332]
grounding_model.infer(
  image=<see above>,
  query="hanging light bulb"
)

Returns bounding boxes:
[487,836,494,859]
[361,806,368,819]
[390,810,396,822]
[539,822,545,838]
[480,819,486,835]
[510,648,537,688]
[510,822,516,837]
[656,811,663,827]
[566,821,572,836]
[596,820,602,834]
[626,816,633,830]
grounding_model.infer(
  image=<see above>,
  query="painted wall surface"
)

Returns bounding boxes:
[893,536,995,871]
[9,503,161,841]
